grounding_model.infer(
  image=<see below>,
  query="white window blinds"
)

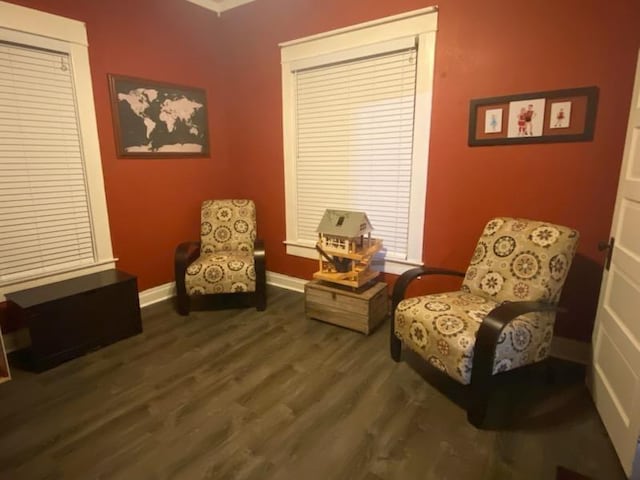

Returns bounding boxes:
[0,41,95,283]
[293,44,417,260]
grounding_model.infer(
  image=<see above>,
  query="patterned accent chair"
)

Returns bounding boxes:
[175,199,266,314]
[391,217,579,427]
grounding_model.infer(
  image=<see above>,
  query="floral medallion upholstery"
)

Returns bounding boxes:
[462,218,579,304]
[394,217,579,385]
[185,199,257,295]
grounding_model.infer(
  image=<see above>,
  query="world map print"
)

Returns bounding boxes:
[110,76,209,156]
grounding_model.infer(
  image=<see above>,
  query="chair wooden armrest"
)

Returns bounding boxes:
[254,238,266,311]
[468,300,564,427]
[175,241,201,315]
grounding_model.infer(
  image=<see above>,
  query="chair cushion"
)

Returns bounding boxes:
[394,291,555,385]
[200,199,256,254]
[185,252,256,294]
[462,218,579,304]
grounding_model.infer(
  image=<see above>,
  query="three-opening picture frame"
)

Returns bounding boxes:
[468,86,599,146]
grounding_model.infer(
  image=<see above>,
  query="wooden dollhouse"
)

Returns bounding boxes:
[313,209,383,288]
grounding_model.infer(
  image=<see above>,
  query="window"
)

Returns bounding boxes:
[0,3,115,294]
[280,7,437,274]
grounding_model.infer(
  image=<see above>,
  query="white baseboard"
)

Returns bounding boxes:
[139,281,175,308]
[266,271,307,292]
[138,270,307,308]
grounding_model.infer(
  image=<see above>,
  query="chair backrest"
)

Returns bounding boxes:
[200,199,257,254]
[462,217,579,304]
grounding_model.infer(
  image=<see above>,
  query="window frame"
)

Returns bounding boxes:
[280,7,438,275]
[0,2,115,296]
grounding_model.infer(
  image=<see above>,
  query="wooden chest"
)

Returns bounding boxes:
[6,270,142,372]
[304,280,388,335]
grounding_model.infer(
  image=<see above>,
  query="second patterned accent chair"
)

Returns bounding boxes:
[390,217,579,427]
[175,199,266,314]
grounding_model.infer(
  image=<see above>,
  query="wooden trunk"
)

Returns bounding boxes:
[304,280,388,335]
[5,270,142,372]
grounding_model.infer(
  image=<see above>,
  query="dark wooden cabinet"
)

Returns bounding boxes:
[6,270,142,371]
[0,326,10,383]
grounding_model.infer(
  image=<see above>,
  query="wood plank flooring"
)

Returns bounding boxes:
[0,286,627,479]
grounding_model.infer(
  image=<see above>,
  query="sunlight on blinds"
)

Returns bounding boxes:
[294,47,417,259]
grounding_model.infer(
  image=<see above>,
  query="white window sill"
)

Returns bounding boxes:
[284,241,423,276]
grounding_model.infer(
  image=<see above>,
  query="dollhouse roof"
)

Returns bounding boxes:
[316,209,373,238]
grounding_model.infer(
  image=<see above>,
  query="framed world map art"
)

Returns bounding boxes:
[108,75,209,158]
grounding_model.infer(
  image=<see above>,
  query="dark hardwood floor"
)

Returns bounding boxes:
[0,286,627,479]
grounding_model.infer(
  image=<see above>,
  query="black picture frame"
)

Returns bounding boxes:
[108,74,210,158]
[468,86,599,146]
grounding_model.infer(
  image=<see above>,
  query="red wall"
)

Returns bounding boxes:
[2,0,640,342]
[216,0,640,341]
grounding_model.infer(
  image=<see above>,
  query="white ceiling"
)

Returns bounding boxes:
[185,0,256,15]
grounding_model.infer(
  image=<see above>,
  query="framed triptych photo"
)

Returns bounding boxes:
[468,86,598,146]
